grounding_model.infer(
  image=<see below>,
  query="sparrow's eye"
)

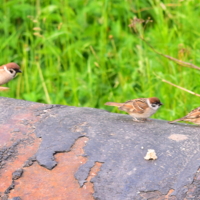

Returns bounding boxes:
[152,104,156,107]
[9,69,14,74]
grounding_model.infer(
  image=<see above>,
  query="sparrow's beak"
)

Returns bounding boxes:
[16,69,22,73]
[160,102,163,106]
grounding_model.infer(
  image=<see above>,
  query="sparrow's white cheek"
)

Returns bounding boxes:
[151,104,160,110]
[3,66,10,73]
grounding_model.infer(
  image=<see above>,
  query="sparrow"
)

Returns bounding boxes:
[0,63,21,90]
[169,107,200,125]
[105,97,163,122]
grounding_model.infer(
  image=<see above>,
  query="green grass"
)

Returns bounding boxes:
[0,0,200,121]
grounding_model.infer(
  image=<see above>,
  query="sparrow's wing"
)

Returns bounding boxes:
[185,107,200,119]
[169,107,200,124]
[119,99,147,114]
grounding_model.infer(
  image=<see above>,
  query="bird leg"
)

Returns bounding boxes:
[132,117,145,123]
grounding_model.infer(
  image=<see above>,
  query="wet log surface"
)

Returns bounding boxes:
[0,97,199,200]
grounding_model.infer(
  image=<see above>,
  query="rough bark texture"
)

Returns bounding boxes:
[0,97,199,200]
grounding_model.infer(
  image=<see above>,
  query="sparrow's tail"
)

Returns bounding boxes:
[0,86,9,91]
[105,102,124,107]
[168,117,184,124]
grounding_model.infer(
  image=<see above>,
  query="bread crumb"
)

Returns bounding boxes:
[144,149,157,160]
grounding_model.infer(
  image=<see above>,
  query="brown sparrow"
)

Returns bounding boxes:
[169,107,200,125]
[105,97,163,122]
[0,63,21,90]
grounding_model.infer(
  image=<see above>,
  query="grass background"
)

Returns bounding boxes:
[0,0,200,121]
